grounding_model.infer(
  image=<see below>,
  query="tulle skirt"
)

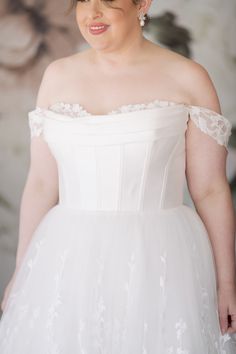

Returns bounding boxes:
[0,204,236,353]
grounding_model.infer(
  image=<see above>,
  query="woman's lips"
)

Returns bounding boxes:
[89,25,110,35]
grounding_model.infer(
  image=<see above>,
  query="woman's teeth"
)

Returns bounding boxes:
[91,26,105,29]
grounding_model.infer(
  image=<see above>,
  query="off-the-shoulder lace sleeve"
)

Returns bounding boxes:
[28,107,46,138]
[186,104,233,151]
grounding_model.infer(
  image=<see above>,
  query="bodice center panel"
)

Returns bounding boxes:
[33,107,188,212]
[28,101,232,212]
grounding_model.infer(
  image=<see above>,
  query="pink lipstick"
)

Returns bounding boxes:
[89,23,110,35]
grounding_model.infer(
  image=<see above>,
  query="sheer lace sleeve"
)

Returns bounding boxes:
[186,104,233,151]
[28,107,46,139]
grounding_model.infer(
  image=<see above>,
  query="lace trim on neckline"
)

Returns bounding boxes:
[48,99,186,117]
[29,99,232,151]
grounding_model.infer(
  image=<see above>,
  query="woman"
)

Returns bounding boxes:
[0,0,236,352]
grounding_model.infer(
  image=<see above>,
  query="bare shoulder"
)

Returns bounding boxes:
[36,57,67,108]
[182,59,221,113]
[36,53,85,108]
[164,47,221,112]
[153,45,221,111]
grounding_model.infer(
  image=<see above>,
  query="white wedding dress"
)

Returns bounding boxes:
[0,99,236,354]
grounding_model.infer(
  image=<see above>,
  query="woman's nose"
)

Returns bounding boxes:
[89,0,103,14]
[88,7,103,21]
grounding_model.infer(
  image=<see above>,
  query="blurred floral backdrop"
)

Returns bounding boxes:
[0,0,236,312]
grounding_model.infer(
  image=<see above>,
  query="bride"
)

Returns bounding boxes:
[1,0,236,352]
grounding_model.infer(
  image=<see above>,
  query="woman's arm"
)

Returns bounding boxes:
[15,62,60,270]
[184,62,236,334]
[188,167,236,289]
[15,140,59,270]
[184,63,236,289]
[186,116,236,289]
[1,61,66,312]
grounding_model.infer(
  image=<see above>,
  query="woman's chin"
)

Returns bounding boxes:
[88,41,113,52]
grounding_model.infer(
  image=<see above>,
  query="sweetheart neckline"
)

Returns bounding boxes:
[29,98,230,127]
[47,99,188,117]
[32,100,188,124]
[28,100,232,151]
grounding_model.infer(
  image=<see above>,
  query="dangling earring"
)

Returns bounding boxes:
[138,12,146,27]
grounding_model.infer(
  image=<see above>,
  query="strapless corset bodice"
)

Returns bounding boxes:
[28,100,232,212]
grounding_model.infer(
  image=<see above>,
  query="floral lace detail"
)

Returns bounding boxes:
[92,251,106,351]
[175,317,188,354]
[1,234,236,352]
[27,100,180,138]
[49,102,91,118]
[49,99,180,117]
[28,107,45,138]
[186,104,232,150]
[159,251,168,348]
[28,101,233,151]
[122,250,136,342]
[191,239,236,353]
[0,236,47,351]
[46,248,70,354]
[142,321,148,354]
[76,318,86,354]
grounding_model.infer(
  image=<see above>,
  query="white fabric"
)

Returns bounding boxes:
[28,100,232,150]
[0,100,235,353]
